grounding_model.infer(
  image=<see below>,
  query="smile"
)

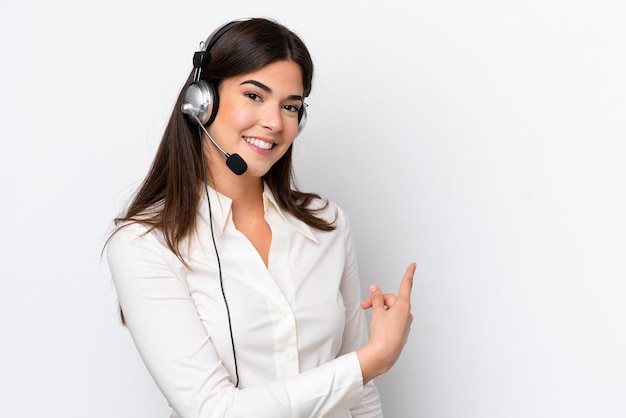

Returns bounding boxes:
[243,136,274,150]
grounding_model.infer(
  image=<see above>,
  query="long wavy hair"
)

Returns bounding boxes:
[113,18,335,264]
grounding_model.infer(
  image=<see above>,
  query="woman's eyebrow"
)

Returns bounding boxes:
[240,79,271,92]
[239,79,304,101]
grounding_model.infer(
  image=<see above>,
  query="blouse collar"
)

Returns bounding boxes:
[198,182,317,243]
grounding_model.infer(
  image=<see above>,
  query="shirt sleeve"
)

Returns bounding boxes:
[336,209,384,418]
[107,223,366,418]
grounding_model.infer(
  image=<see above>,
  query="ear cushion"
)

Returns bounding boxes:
[297,106,307,133]
[182,80,219,126]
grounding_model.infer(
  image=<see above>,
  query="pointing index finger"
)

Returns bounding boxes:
[398,262,416,300]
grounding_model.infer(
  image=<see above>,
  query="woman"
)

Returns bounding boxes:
[107,17,415,417]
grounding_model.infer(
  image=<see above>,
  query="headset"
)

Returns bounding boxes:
[181,19,307,132]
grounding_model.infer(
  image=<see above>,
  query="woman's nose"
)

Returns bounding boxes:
[259,104,283,132]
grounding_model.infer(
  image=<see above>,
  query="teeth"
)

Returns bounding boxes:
[244,136,273,150]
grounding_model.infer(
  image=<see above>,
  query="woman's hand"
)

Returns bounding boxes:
[356,263,416,384]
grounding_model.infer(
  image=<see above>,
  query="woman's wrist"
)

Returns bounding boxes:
[356,344,390,385]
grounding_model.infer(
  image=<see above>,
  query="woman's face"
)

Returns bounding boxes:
[207,60,304,179]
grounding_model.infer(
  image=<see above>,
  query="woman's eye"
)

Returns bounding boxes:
[283,104,300,113]
[244,92,262,101]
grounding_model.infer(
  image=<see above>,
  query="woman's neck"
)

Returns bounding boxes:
[206,163,264,207]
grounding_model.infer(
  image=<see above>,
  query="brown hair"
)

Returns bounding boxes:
[114,18,334,264]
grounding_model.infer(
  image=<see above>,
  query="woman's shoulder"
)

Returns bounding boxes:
[313,195,342,216]
[107,201,166,247]
[304,194,351,232]
[106,221,166,259]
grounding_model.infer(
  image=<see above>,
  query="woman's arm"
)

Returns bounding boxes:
[337,212,415,416]
[337,214,384,417]
[107,223,365,418]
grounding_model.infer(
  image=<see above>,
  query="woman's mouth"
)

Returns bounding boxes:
[243,136,274,150]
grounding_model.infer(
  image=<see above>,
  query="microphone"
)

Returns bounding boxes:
[181,105,248,175]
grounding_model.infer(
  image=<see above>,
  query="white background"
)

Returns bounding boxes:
[1,0,625,417]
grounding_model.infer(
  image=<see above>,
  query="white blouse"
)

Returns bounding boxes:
[107,184,382,418]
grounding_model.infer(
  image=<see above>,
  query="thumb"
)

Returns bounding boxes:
[369,284,385,310]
